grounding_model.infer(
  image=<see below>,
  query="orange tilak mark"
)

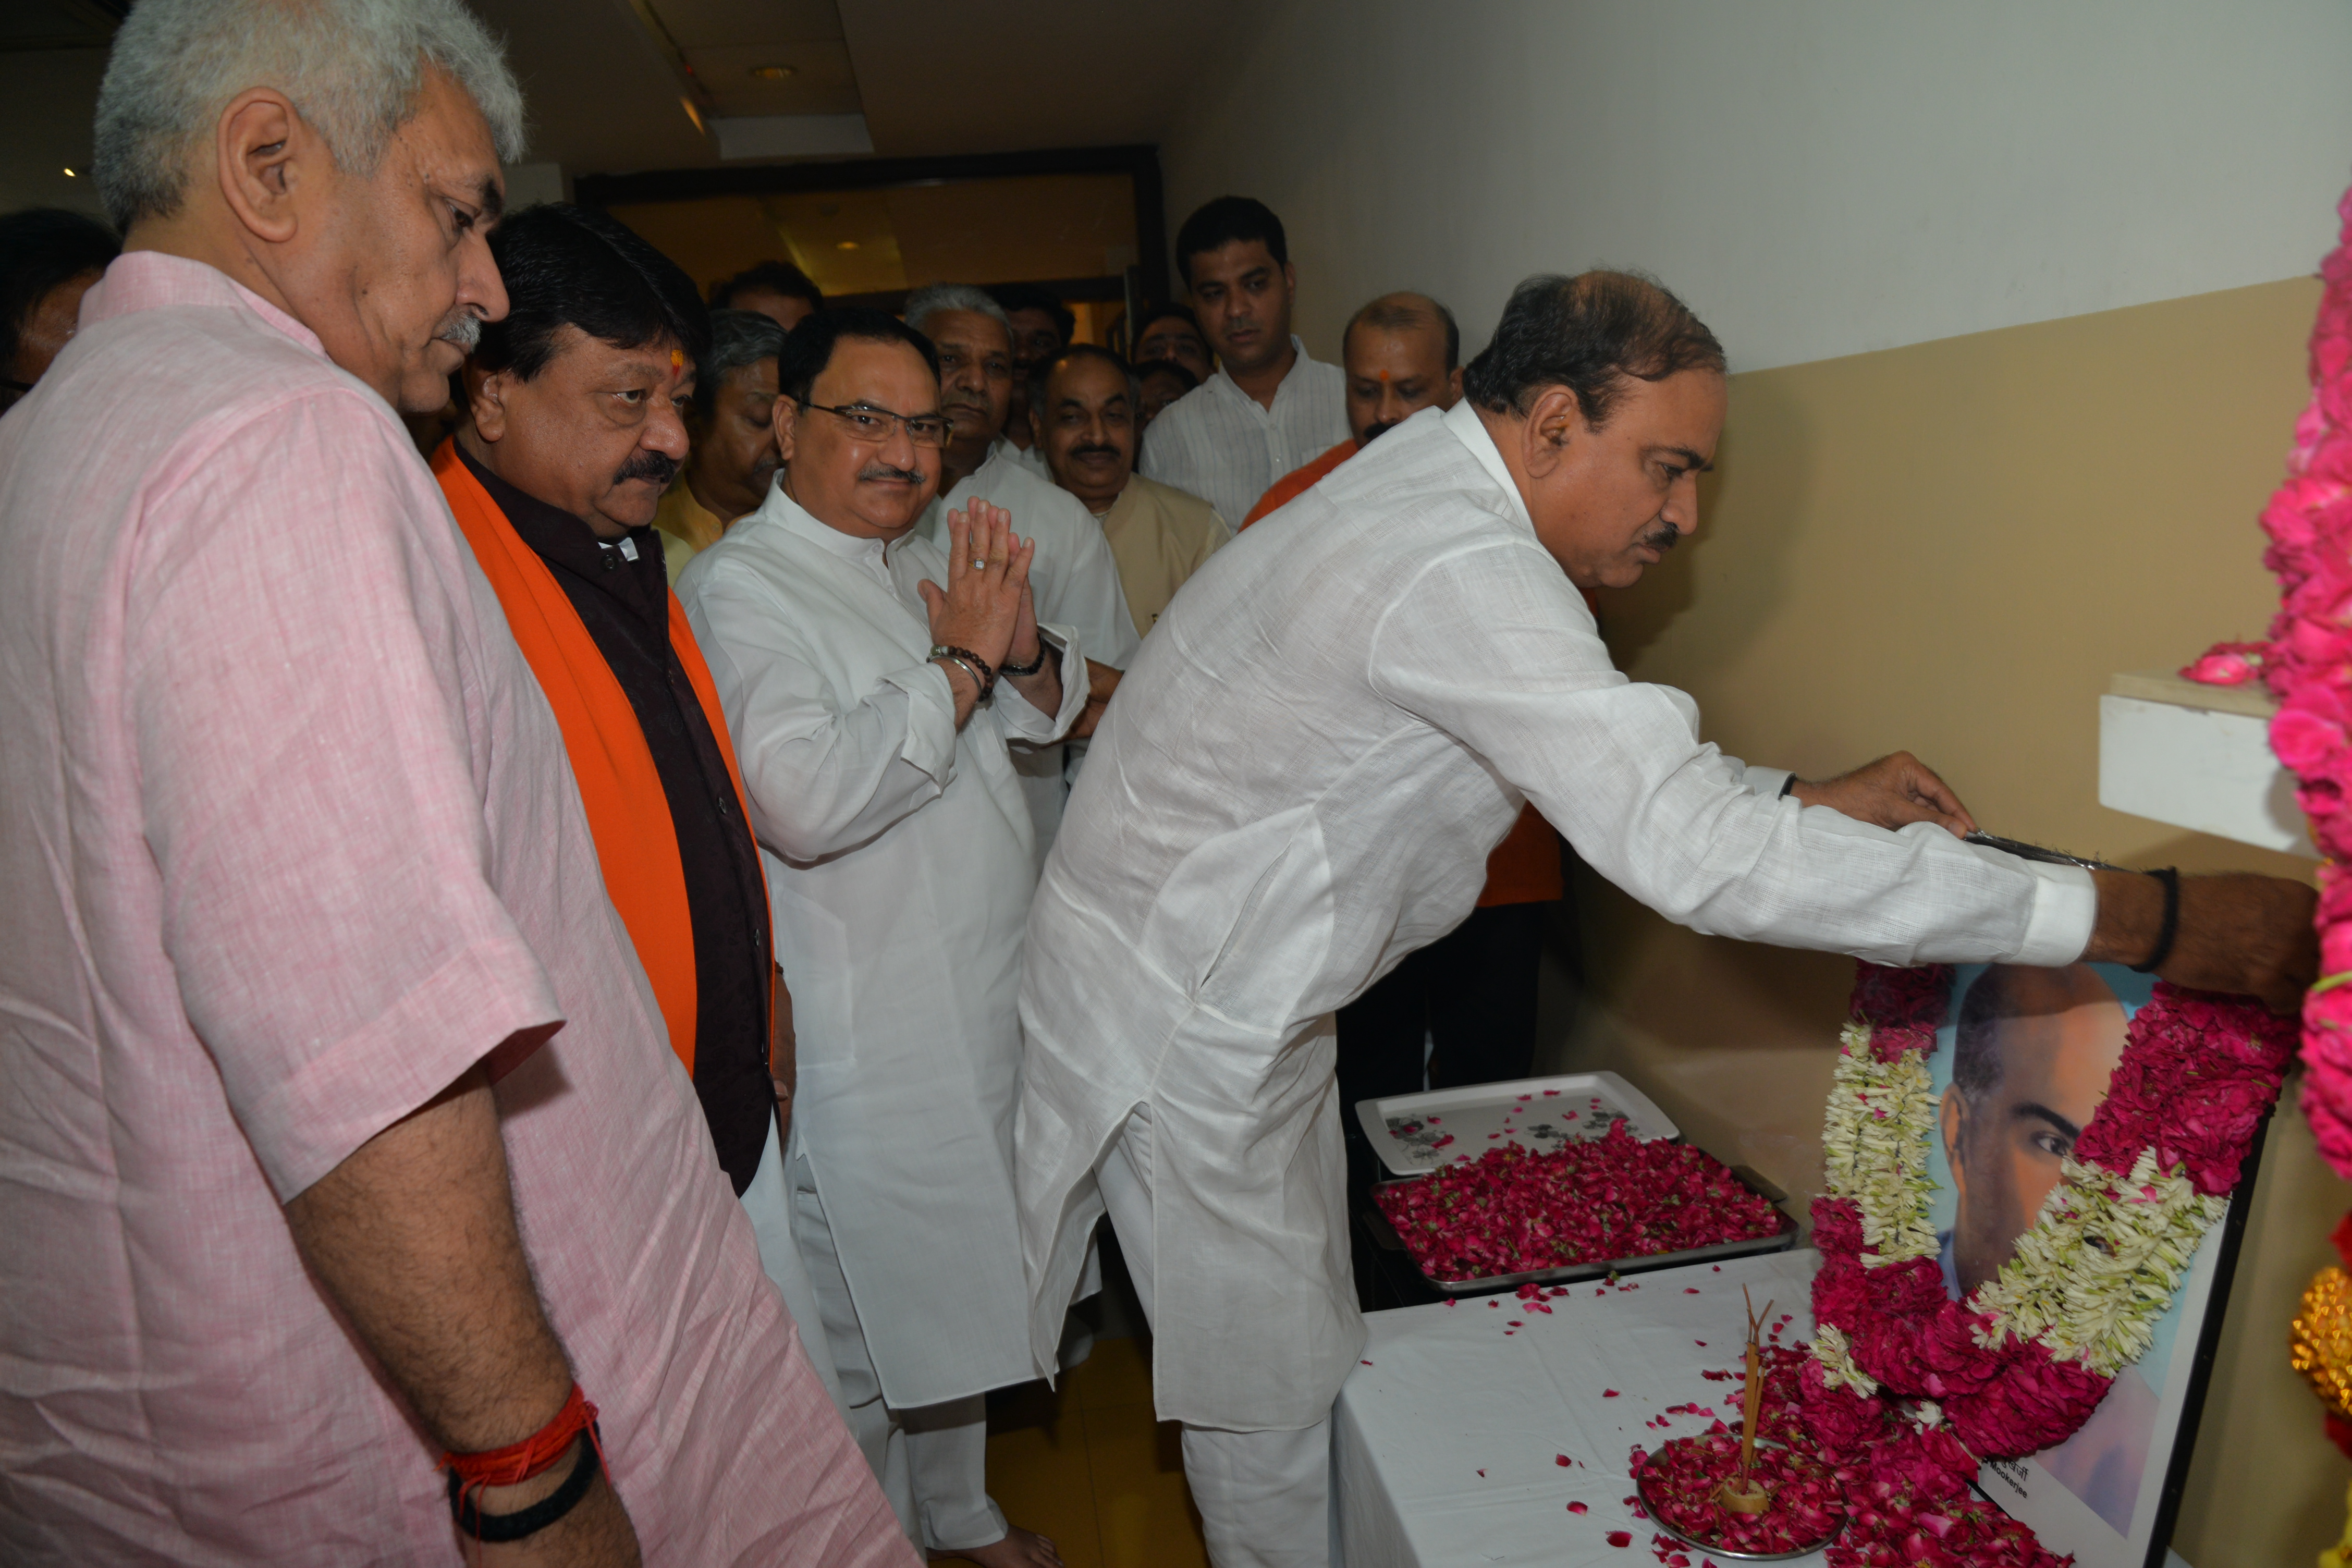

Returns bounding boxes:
[671,348,685,373]
[1377,370,1391,383]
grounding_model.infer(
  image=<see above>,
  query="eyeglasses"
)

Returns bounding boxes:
[798,398,950,448]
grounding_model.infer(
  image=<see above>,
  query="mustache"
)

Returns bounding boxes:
[858,461,926,485]
[616,449,679,487]
[434,308,482,351]
[1069,444,1123,461]
[1359,419,1401,446]
[1638,520,1680,554]
[939,390,993,414]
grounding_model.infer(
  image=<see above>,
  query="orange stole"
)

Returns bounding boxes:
[434,440,765,1074]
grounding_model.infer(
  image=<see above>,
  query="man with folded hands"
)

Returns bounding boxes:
[679,307,1083,1568]
[0,3,901,1562]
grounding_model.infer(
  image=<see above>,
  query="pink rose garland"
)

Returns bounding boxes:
[1803,963,2293,1567]
[2243,181,2352,1179]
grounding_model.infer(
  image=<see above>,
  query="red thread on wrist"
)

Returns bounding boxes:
[444,1382,603,1503]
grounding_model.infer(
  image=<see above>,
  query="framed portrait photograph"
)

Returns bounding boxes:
[1923,962,2267,1568]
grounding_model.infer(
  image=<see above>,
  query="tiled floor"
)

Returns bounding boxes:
[940,1333,1209,1568]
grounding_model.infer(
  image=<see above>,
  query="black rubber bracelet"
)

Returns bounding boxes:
[449,1426,601,1544]
[2130,867,2181,974]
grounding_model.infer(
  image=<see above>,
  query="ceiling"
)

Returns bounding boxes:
[471,0,1248,175]
[0,0,1247,222]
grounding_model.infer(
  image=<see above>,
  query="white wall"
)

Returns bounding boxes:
[1159,0,2352,371]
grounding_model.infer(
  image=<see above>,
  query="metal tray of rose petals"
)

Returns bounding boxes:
[1362,1159,1798,1296]
[1634,1435,1844,1560]
[1355,1071,1681,1176]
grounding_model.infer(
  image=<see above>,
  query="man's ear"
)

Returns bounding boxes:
[1518,384,1582,480]
[771,395,801,465]
[464,362,509,443]
[1444,366,1465,405]
[214,88,310,247]
[1280,261,1297,302]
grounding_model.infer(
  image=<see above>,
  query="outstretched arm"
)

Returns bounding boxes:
[1787,754,2317,1010]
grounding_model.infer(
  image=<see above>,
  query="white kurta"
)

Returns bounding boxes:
[1138,336,1348,526]
[1015,400,2098,1431]
[680,488,1086,1410]
[921,440,1143,861]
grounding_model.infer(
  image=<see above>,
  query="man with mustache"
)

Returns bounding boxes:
[0,3,902,1562]
[904,282,1141,856]
[1031,343,1230,639]
[435,205,823,1352]
[1241,291,1466,527]
[677,308,1084,1568]
[1012,271,2318,1568]
[1131,300,1214,384]
[1139,197,1346,526]
[655,307,787,573]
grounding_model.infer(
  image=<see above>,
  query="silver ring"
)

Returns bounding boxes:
[972,558,987,569]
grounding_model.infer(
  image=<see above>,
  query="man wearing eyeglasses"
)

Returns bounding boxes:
[677,308,1085,1568]
[903,284,1142,865]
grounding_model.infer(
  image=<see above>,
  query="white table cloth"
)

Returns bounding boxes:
[1334,1248,1827,1568]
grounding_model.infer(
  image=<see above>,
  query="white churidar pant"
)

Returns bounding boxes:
[1096,1104,1337,1568]
[791,1144,1003,1553]
[740,1113,845,1417]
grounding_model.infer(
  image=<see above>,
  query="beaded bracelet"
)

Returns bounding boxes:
[998,639,1049,678]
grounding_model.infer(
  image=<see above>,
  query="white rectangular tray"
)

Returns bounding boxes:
[1354,1070,1680,1176]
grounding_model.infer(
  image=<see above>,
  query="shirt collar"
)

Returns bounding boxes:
[1209,335,1313,408]
[755,480,908,567]
[82,250,326,358]
[1441,400,1536,535]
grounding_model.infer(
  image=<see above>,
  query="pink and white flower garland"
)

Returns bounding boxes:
[2237,181,2352,1179]
[1801,963,2293,1567]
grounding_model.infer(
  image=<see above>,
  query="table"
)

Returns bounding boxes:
[1333,1247,1826,1568]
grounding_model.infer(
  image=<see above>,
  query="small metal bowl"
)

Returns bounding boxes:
[1633,1439,1845,1562]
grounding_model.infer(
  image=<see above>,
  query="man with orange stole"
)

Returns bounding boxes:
[431,204,828,1372]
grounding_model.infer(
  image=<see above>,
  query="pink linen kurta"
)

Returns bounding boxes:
[0,252,913,1568]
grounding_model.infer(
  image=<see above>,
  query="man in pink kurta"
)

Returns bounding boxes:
[0,248,909,1562]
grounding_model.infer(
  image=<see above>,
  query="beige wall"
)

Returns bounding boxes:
[1540,275,2343,1564]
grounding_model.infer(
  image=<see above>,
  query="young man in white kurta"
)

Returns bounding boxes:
[680,316,1087,1565]
[1012,273,2314,1567]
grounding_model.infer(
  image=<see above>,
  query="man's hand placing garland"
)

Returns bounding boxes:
[1784,752,2317,1012]
[2085,868,2318,1014]
[1788,752,1978,837]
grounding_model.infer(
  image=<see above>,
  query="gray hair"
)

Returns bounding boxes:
[694,307,788,421]
[94,0,525,232]
[902,283,1009,341]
